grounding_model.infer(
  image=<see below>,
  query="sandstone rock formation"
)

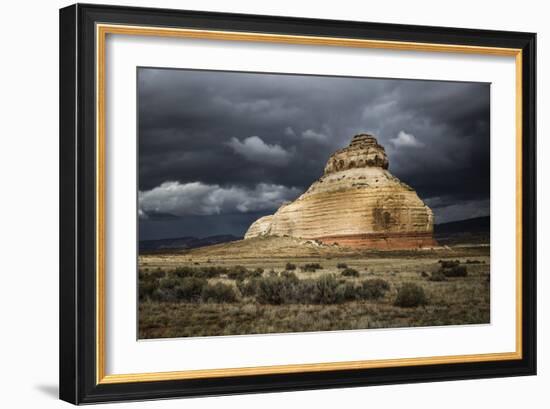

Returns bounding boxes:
[244,133,436,249]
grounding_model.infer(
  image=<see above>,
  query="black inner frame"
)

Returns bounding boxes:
[59,3,536,404]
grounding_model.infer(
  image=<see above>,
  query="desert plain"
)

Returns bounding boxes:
[138,234,490,339]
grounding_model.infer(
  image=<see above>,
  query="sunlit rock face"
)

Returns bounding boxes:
[244,133,436,249]
[244,215,273,239]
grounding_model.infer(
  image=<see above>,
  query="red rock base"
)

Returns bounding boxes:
[315,232,437,250]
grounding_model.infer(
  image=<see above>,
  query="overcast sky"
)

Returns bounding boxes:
[138,67,490,240]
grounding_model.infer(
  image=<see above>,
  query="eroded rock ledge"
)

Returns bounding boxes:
[245,133,436,249]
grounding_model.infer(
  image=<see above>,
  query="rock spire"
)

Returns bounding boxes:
[244,133,436,249]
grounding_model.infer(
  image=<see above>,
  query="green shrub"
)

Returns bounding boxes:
[139,268,165,279]
[207,266,230,277]
[428,270,448,282]
[301,263,323,272]
[335,282,358,302]
[256,276,293,305]
[439,260,460,269]
[359,279,390,299]
[138,269,165,301]
[172,266,225,279]
[250,267,264,278]
[238,274,391,305]
[304,275,367,304]
[394,283,427,308]
[159,277,179,290]
[312,274,340,304]
[174,277,207,302]
[341,268,359,277]
[289,280,315,304]
[226,265,248,280]
[139,279,158,301]
[149,288,171,302]
[256,274,342,305]
[170,265,267,280]
[237,278,260,298]
[285,262,296,271]
[442,265,468,277]
[337,262,348,269]
[280,271,299,282]
[205,266,229,278]
[173,267,201,278]
[201,282,237,303]
[142,275,207,303]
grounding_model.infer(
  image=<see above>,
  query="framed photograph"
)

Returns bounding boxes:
[59,3,536,404]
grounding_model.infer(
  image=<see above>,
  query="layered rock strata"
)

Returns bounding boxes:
[245,133,436,249]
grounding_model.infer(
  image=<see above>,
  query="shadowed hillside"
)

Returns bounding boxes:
[434,216,490,245]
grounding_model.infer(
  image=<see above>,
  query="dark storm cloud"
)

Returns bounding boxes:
[138,68,489,239]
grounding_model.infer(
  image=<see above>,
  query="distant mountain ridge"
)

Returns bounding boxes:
[434,216,490,234]
[139,217,490,252]
[434,216,490,245]
[139,234,241,252]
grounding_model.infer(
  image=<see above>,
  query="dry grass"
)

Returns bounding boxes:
[138,244,490,339]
